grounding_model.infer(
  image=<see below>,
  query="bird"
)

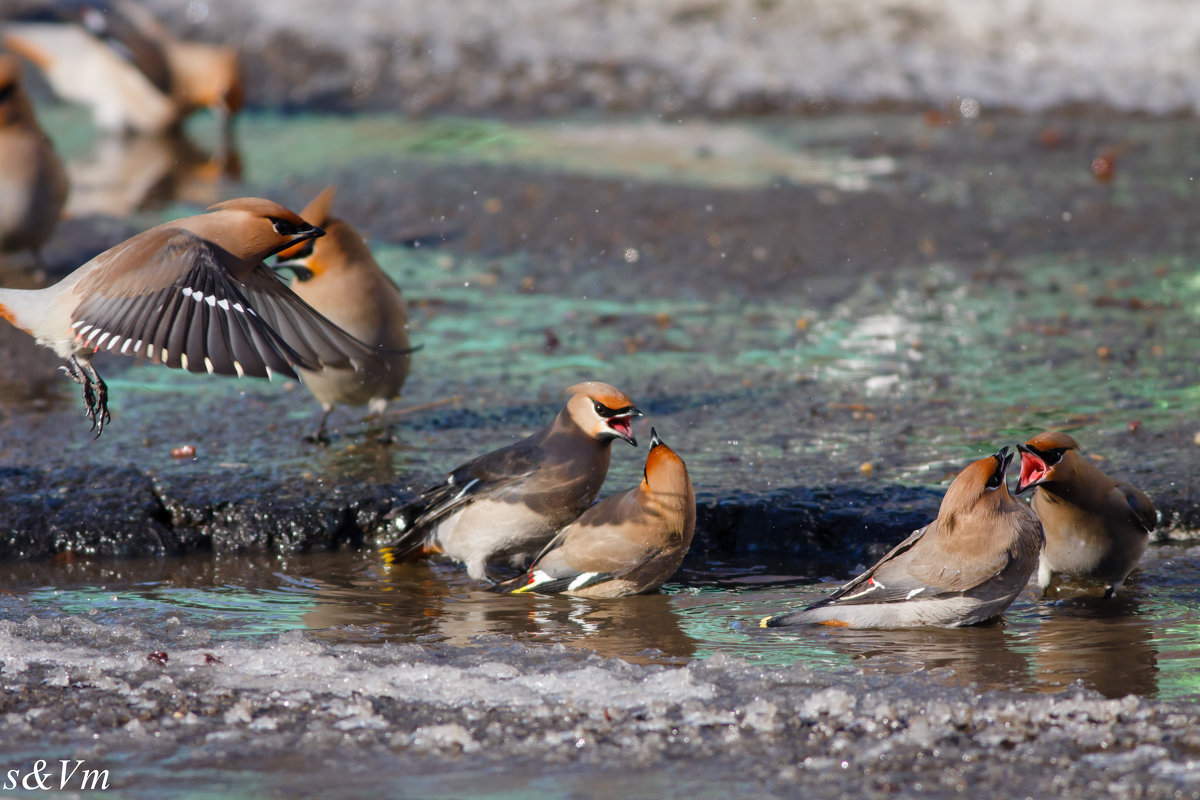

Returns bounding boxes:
[761,447,1044,629]
[273,186,412,443]
[0,53,69,267]
[3,0,242,136]
[381,381,642,581]
[0,196,387,436]
[1016,431,1156,598]
[499,426,696,598]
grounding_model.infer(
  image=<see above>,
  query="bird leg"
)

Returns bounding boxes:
[304,408,333,446]
[59,358,110,436]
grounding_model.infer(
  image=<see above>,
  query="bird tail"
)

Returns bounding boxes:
[378,505,439,564]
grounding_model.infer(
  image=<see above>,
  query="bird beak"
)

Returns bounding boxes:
[1014,444,1050,495]
[265,225,323,261]
[290,225,323,245]
[272,259,315,281]
[607,408,643,447]
[649,427,664,449]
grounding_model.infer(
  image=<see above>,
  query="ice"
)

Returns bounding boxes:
[1,614,1200,796]
[408,724,479,753]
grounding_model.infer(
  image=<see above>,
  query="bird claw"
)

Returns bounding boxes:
[304,429,331,447]
[63,359,111,437]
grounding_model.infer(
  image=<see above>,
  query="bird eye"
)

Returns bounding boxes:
[593,401,606,416]
[0,83,15,104]
[986,471,1003,490]
[272,218,304,236]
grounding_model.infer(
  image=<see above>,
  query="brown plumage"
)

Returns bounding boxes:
[1016,431,1156,597]
[0,197,385,435]
[3,0,242,135]
[0,54,69,265]
[381,382,642,581]
[274,187,411,442]
[762,448,1044,629]
[501,427,696,598]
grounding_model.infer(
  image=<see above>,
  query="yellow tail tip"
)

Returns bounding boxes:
[511,584,532,595]
[379,547,396,565]
[759,615,774,628]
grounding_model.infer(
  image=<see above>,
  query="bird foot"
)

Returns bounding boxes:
[61,359,110,437]
[304,429,331,446]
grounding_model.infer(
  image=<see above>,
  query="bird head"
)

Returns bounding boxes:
[272,187,376,285]
[204,197,324,263]
[1015,431,1081,494]
[274,186,337,281]
[938,446,1017,521]
[565,381,641,446]
[642,427,693,501]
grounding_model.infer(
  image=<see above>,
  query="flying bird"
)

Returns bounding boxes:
[0,197,385,435]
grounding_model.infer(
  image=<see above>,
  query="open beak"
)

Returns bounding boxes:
[607,408,642,447]
[1014,444,1049,495]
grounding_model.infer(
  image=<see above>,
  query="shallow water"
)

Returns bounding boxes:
[4,544,1198,701]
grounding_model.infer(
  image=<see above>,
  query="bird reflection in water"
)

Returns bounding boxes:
[1028,589,1158,699]
[66,129,241,217]
[303,559,698,664]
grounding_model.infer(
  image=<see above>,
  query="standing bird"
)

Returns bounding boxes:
[0,54,69,267]
[382,382,642,581]
[500,427,695,598]
[1016,431,1156,598]
[761,447,1043,629]
[0,197,385,435]
[3,0,242,136]
[274,187,411,443]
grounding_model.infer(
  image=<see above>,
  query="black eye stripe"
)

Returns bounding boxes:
[593,401,633,418]
[0,83,16,103]
[1028,446,1067,464]
[271,218,305,236]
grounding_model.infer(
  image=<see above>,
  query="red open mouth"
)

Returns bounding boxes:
[1017,451,1049,493]
[607,415,636,444]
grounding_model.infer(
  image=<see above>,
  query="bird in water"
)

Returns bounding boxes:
[761,447,1043,629]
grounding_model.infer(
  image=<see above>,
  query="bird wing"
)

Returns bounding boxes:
[506,492,657,594]
[236,264,386,371]
[384,438,545,559]
[71,229,382,378]
[805,521,1013,610]
[1118,482,1157,533]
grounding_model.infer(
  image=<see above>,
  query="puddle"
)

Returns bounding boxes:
[4,544,1198,701]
